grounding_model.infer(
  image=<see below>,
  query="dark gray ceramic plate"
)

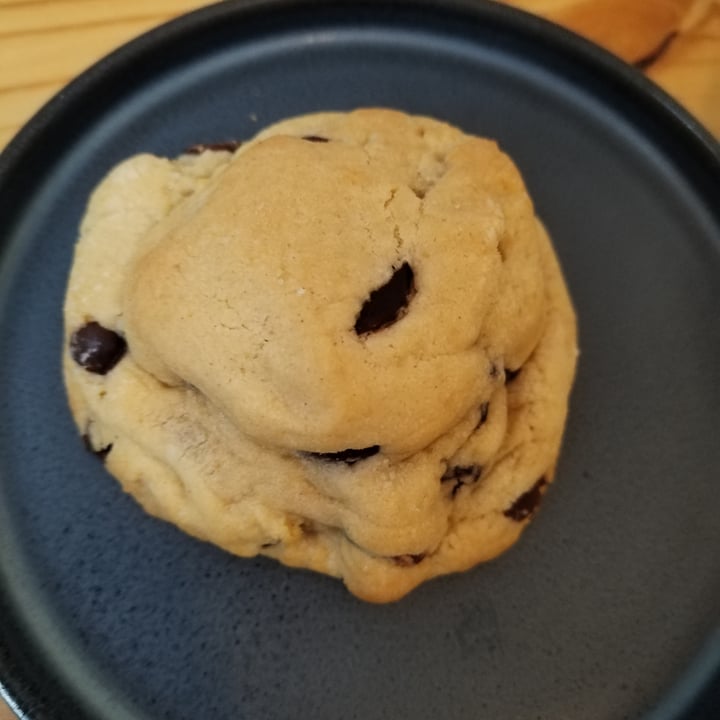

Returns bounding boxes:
[0,1,719,718]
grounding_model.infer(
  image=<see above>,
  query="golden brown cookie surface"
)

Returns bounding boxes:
[63,109,578,602]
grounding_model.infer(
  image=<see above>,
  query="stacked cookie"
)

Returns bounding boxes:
[64,109,577,601]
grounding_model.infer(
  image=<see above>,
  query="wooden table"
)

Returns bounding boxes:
[1,0,718,150]
[0,1,718,718]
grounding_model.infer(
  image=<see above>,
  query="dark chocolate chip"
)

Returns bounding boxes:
[635,32,677,70]
[183,140,241,155]
[503,477,548,521]
[441,464,483,496]
[441,465,481,483]
[354,262,415,335]
[81,434,112,461]
[299,520,317,535]
[70,322,127,374]
[305,445,380,465]
[478,402,490,426]
[505,367,521,383]
[302,135,330,143]
[393,553,426,567]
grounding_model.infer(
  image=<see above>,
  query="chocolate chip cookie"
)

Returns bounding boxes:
[63,109,578,602]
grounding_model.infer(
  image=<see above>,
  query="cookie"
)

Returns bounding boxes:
[63,109,578,602]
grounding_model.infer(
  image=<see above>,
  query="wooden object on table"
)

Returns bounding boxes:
[649,1,720,137]
[505,0,720,137]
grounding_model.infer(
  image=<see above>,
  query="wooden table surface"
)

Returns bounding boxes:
[1,0,719,151]
[0,0,718,718]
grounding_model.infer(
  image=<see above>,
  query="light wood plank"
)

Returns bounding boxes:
[0,0,210,35]
[0,16,180,91]
[0,700,13,720]
[0,81,61,129]
[0,0,101,6]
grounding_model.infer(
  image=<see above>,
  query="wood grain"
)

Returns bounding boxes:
[0,0,718,150]
[0,1,718,719]
[0,0,211,149]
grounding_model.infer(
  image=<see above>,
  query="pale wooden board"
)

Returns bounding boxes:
[0,1,718,719]
[0,0,718,148]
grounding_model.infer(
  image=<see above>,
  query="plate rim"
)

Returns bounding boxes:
[0,0,718,718]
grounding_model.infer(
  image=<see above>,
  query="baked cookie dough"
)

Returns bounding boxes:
[63,109,578,602]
